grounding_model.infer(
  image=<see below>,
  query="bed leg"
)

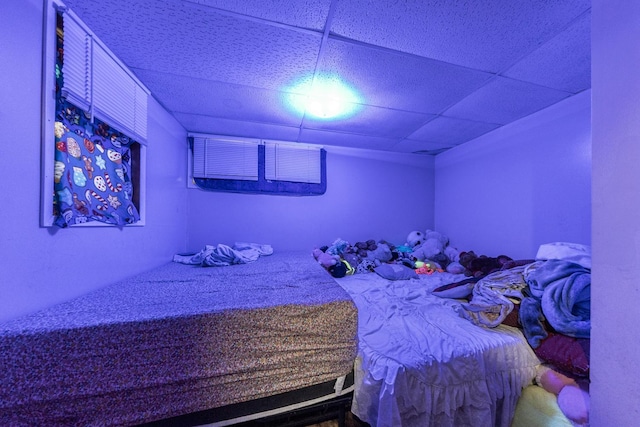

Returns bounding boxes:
[338,404,346,427]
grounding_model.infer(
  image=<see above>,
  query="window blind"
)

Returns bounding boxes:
[192,137,259,181]
[265,142,322,184]
[61,9,149,143]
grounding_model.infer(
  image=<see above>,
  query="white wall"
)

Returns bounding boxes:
[434,90,591,260]
[0,0,189,323]
[591,1,640,425]
[187,147,435,252]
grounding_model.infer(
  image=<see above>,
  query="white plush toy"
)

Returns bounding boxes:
[408,230,462,273]
[412,239,444,261]
[406,230,425,248]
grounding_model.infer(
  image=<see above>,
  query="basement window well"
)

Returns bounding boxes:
[189,135,326,196]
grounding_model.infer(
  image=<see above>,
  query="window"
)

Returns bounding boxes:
[41,0,148,227]
[264,141,322,184]
[189,134,326,196]
[192,137,259,181]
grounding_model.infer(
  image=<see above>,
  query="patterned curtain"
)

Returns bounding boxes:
[53,13,140,227]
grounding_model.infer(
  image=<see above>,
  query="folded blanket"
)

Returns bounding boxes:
[521,260,590,347]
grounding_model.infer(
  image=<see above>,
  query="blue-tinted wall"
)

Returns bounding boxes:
[591,1,640,425]
[186,147,435,252]
[435,90,591,259]
[0,0,189,323]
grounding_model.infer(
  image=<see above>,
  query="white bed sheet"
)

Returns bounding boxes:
[335,271,539,427]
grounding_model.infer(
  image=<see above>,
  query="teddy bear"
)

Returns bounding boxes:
[458,251,513,278]
[354,239,378,258]
[365,241,393,266]
[406,231,425,248]
[408,230,453,268]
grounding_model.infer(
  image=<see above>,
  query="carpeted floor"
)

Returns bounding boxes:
[306,412,369,427]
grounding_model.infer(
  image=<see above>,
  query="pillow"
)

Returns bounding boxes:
[374,263,418,280]
[534,332,590,377]
[431,278,477,299]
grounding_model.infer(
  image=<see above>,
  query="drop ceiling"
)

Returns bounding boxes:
[61,0,591,155]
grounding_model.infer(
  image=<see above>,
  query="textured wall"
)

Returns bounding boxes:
[591,1,640,425]
[434,90,591,260]
[0,0,188,323]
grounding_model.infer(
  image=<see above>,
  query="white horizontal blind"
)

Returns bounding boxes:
[265,142,322,184]
[61,9,148,143]
[61,13,91,111]
[93,43,148,142]
[192,137,259,180]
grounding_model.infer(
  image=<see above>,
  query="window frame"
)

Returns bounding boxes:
[40,0,147,227]
[187,134,327,196]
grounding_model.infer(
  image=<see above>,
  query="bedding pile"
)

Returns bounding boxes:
[452,242,592,426]
[0,251,357,426]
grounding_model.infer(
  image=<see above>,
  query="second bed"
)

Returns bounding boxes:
[335,269,540,427]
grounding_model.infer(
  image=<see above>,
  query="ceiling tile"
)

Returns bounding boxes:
[135,69,304,126]
[503,12,591,93]
[330,0,591,72]
[301,104,434,139]
[407,116,501,145]
[175,113,301,141]
[319,38,492,113]
[64,0,321,90]
[394,139,452,155]
[298,129,400,151]
[60,0,591,156]
[183,0,332,31]
[444,77,571,124]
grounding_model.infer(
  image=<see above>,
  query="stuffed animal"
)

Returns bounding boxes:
[424,229,449,247]
[366,241,393,266]
[407,230,454,268]
[406,231,425,248]
[444,246,460,263]
[326,238,349,256]
[356,259,377,274]
[354,240,378,258]
[312,248,339,269]
[446,261,465,274]
[342,250,362,271]
[459,251,513,278]
[411,239,445,262]
[535,365,590,425]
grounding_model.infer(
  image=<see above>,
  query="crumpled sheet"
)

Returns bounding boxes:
[173,242,273,266]
[335,272,539,427]
[454,265,530,328]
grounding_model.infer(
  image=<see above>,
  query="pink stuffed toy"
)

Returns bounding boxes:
[312,248,339,269]
[536,365,590,425]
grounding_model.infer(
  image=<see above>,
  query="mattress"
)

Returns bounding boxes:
[0,251,358,426]
[336,271,540,427]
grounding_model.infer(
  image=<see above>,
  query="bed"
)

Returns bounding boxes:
[0,250,358,426]
[325,238,591,427]
[334,269,540,427]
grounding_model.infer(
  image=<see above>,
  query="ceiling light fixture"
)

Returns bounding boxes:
[284,74,362,121]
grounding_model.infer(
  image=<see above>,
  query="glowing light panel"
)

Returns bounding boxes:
[284,74,362,120]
